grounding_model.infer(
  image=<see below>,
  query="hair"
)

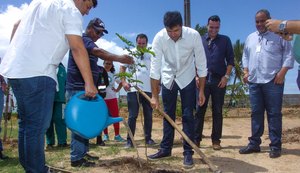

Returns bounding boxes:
[256,9,271,19]
[92,0,98,8]
[103,61,115,73]
[136,33,148,44]
[82,0,98,8]
[163,11,183,28]
[207,15,221,24]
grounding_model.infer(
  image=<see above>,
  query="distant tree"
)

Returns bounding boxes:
[227,39,248,107]
[195,24,207,36]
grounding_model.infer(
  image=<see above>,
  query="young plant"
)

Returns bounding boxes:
[114,33,155,87]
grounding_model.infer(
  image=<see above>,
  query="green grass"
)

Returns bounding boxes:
[0,115,128,173]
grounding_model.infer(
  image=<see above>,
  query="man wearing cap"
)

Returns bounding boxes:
[0,0,100,172]
[66,17,133,167]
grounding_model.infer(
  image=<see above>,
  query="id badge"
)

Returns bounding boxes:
[256,45,261,53]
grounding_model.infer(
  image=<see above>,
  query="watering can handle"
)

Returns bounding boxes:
[74,91,102,102]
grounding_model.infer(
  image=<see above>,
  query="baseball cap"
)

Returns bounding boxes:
[88,18,108,34]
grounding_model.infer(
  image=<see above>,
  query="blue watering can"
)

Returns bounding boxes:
[65,91,123,139]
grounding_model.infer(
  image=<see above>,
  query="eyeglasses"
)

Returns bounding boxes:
[94,28,104,37]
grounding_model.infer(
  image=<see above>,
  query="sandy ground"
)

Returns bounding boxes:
[76,107,300,173]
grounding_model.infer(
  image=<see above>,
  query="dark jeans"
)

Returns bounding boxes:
[127,91,153,142]
[248,80,284,151]
[194,75,225,144]
[160,79,195,156]
[10,77,56,173]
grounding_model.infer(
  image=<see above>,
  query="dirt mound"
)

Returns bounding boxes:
[94,157,190,173]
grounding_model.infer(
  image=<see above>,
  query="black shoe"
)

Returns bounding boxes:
[71,158,95,167]
[269,149,281,158]
[84,153,99,161]
[96,136,105,146]
[57,143,69,148]
[146,139,156,145]
[124,141,134,149]
[183,154,194,169]
[97,141,106,146]
[148,150,171,160]
[45,144,54,150]
[239,145,261,154]
[0,152,9,160]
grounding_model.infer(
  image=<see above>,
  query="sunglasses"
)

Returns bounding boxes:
[94,27,104,37]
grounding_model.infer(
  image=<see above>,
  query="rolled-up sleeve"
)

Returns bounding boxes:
[282,39,295,68]
[150,34,162,80]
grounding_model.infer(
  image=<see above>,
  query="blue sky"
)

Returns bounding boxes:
[1,0,300,93]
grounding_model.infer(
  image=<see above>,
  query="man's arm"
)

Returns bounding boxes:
[10,20,21,41]
[66,35,97,97]
[266,19,300,34]
[91,48,133,64]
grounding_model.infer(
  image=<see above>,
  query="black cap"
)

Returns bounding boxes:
[88,18,108,34]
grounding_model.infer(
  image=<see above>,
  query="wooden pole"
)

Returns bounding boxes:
[134,86,221,173]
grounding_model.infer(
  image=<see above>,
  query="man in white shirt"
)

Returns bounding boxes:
[148,11,207,169]
[120,34,156,148]
[0,0,99,172]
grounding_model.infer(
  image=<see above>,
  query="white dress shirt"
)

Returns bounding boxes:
[0,0,83,84]
[150,26,207,89]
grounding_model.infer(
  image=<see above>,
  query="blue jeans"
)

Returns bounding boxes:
[160,79,195,156]
[66,90,89,162]
[194,75,226,144]
[0,88,4,151]
[126,91,153,142]
[9,77,56,173]
[248,80,284,151]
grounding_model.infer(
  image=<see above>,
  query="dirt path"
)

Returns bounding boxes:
[83,108,300,173]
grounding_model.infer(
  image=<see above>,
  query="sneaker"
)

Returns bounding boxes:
[71,158,95,167]
[84,153,99,161]
[212,142,221,150]
[114,135,125,142]
[103,134,109,141]
[183,154,194,169]
[124,141,134,149]
[146,139,156,145]
[148,150,171,160]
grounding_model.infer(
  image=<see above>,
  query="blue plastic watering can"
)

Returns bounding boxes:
[65,91,123,139]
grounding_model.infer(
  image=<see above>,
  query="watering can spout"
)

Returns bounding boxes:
[105,116,123,128]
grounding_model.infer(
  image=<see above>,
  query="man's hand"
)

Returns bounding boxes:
[119,55,134,64]
[198,91,205,106]
[84,83,98,98]
[150,96,160,109]
[243,70,249,84]
[265,19,281,33]
[218,77,228,88]
[121,81,131,91]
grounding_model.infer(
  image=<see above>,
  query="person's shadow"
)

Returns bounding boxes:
[210,156,268,173]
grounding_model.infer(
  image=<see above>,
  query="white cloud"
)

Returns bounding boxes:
[0,4,28,57]
[0,4,127,72]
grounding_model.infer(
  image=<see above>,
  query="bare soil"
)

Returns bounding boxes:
[79,107,300,173]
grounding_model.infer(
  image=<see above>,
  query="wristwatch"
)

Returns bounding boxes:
[224,74,230,79]
[279,20,287,33]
